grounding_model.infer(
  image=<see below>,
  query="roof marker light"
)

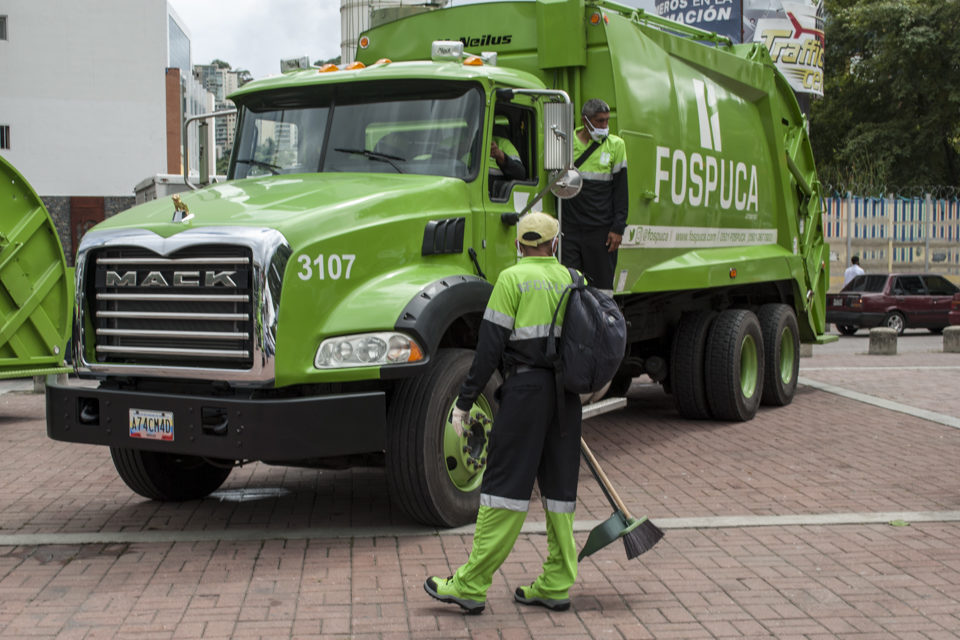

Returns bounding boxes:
[463,55,483,66]
[319,63,339,73]
[375,58,392,65]
[345,61,365,70]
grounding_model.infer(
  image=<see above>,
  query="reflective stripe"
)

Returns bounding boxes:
[580,171,613,182]
[612,160,627,173]
[481,493,529,512]
[483,307,515,329]
[543,498,577,514]
[510,324,561,341]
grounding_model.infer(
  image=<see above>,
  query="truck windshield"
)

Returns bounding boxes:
[230,81,483,181]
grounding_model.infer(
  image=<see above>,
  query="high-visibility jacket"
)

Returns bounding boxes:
[564,130,628,233]
[456,255,573,410]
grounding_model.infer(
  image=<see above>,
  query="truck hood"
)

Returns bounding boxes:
[94,173,473,240]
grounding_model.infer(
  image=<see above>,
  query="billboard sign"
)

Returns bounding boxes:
[654,0,743,43]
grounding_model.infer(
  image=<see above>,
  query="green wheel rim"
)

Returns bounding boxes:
[778,326,796,384]
[740,334,759,398]
[442,396,494,493]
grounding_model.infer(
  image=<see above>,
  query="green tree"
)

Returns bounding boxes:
[810,0,960,191]
[210,58,232,70]
[314,55,341,66]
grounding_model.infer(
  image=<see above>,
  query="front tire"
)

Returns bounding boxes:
[386,348,500,527]
[705,309,764,422]
[758,304,799,407]
[110,448,232,501]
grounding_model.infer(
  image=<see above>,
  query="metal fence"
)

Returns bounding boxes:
[821,193,960,284]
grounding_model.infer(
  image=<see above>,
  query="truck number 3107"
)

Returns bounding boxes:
[296,253,356,280]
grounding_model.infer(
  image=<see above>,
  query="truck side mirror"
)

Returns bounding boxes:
[549,169,582,199]
[543,102,574,170]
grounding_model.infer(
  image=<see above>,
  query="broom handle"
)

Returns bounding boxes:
[580,437,634,520]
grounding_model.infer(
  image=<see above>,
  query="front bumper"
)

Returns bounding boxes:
[45,377,386,461]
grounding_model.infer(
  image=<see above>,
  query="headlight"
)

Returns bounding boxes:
[314,332,425,369]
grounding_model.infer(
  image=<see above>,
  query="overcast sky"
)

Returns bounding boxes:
[168,0,656,80]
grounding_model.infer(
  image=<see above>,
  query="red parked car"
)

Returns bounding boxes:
[826,273,960,335]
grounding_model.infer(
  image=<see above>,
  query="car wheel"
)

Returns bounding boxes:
[836,324,858,336]
[883,311,905,335]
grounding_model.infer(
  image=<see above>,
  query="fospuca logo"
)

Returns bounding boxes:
[653,79,760,215]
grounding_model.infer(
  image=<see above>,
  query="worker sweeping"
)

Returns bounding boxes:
[424,212,583,614]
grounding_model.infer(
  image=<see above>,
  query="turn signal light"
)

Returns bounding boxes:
[729,268,738,279]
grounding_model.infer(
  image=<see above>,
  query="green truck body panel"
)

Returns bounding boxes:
[0,156,72,379]
[357,0,827,340]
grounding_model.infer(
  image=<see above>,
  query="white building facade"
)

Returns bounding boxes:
[0,0,201,197]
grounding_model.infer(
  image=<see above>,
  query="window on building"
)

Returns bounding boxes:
[0,16,7,40]
[0,126,9,150]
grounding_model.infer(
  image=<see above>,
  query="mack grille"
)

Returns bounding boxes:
[90,246,255,369]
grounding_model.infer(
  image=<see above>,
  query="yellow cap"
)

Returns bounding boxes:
[517,212,559,246]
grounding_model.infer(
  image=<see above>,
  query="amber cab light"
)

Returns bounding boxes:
[318,63,339,73]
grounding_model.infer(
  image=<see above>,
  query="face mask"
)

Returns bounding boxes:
[584,117,609,142]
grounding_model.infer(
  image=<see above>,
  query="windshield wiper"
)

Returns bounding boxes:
[234,158,282,175]
[334,148,406,174]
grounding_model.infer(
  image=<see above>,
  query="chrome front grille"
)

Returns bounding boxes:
[91,246,254,369]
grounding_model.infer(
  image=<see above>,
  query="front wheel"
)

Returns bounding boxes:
[386,348,500,527]
[110,448,232,501]
[883,311,906,335]
[704,309,764,422]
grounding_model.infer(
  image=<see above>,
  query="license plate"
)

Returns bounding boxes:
[831,298,842,306]
[129,409,174,441]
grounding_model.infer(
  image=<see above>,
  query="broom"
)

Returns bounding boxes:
[578,437,664,561]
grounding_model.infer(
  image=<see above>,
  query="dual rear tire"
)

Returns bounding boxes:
[670,304,800,422]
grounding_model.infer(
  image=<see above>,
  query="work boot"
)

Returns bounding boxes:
[423,576,485,614]
[514,582,571,611]
[521,508,577,606]
[449,505,527,601]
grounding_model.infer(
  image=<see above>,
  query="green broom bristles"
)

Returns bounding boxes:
[622,517,664,560]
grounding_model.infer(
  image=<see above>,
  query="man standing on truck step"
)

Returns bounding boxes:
[424,211,583,615]
[561,98,628,290]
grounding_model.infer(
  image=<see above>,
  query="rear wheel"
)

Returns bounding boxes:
[758,304,799,407]
[386,348,499,527]
[837,324,858,336]
[110,448,232,501]
[670,311,717,419]
[883,311,905,335]
[705,309,764,422]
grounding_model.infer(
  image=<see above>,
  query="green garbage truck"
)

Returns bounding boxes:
[46,0,828,526]
[0,156,72,381]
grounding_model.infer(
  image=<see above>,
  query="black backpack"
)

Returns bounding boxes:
[546,268,627,394]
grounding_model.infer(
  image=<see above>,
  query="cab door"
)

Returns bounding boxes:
[480,94,548,283]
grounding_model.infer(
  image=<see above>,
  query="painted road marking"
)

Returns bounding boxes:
[798,376,960,430]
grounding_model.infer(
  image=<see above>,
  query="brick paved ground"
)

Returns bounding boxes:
[1,342,959,639]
